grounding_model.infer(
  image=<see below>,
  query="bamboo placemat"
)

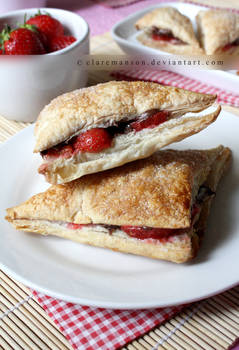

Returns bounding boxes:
[1,266,239,350]
[1,5,239,348]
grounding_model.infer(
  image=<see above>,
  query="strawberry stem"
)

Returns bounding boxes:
[0,25,11,52]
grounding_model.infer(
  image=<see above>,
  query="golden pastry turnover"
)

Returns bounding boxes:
[135,7,202,54]
[6,146,231,263]
[34,81,220,184]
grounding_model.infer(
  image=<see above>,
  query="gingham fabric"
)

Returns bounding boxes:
[112,69,239,107]
[32,291,183,350]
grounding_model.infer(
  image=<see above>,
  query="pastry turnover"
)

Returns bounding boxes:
[6,146,231,263]
[34,81,221,185]
[135,7,202,54]
[196,10,239,55]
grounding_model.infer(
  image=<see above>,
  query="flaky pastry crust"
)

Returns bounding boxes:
[34,81,217,153]
[6,146,228,229]
[196,10,239,55]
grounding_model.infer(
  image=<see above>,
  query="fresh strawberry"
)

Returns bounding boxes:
[26,13,64,41]
[0,49,3,54]
[73,128,112,153]
[2,27,46,55]
[35,29,48,49]
[131,111,169,132]
[48,35,76,52]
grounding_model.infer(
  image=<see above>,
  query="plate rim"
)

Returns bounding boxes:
[1,261,239,309]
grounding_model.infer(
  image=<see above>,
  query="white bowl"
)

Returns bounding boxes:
[0,8,89,122]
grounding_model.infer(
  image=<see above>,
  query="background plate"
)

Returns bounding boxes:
[112,2,239,94]
[0,110,239,309]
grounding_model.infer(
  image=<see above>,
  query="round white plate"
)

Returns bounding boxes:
[1,110,239,309]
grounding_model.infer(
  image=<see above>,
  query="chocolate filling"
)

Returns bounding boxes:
[196,185,215,204]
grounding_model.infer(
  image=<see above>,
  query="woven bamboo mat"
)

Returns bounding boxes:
[1,5,239,348]
[0,263,239,350]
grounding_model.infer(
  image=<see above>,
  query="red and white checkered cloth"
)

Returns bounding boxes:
[32,290,183,350]
[112,69,239,108]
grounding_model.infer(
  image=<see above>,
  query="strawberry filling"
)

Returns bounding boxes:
[40,110,169,161]
[67,223,93,230]
[65,185,214,242]
[151,27,185,45]
[130,111,168,132]
[221,38,239,52]
[66,222,188,243]
[120,226,187,239]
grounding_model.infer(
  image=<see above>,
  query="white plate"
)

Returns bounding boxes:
[112,2,239,94]
[1,111,239,309]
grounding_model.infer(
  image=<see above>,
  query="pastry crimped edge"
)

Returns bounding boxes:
[39,104,221,184]
[34,81,217,153]
[5,147,232,264]
[135,7,200,47]
[196,10,239,55]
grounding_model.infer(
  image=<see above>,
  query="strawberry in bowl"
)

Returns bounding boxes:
[0,10,77,54]
[1,25,46,54]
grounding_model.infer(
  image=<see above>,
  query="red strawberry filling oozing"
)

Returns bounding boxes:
[130,111,168,132]
[120,226,186,240]
[151,27,185,45]
[65,222,189,243]
[41,110,169,161]
[221,38,239,52]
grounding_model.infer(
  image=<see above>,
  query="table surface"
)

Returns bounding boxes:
[0,1,239,349]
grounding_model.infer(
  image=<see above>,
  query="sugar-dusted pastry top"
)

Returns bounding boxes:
[196,10,239,54]
[135,7,200,47]
[6,146,226,229]
[34,81,216,153]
